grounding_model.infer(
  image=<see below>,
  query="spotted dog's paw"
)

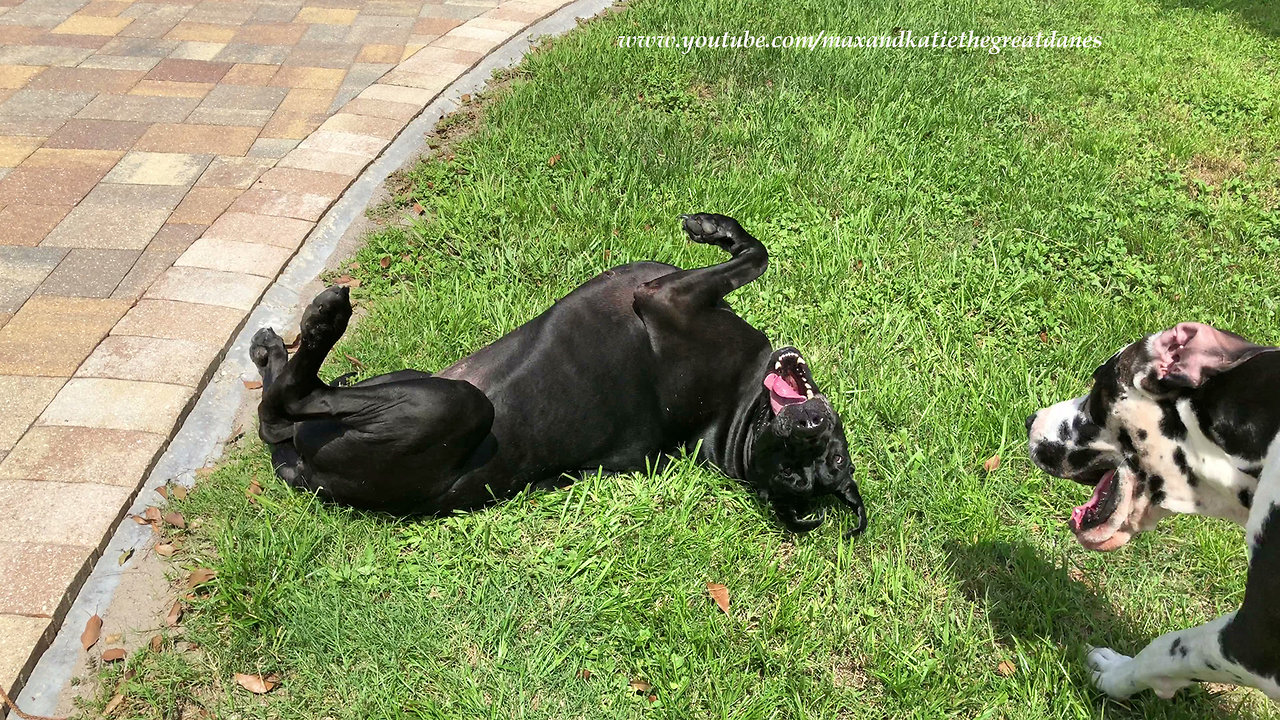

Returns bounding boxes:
[680,213,745,252]
[1087,646,1137,698]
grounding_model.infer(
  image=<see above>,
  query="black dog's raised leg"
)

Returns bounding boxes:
[636,213,768,310]
[260,285,352,420]
[250,326,307,486]
[833,483,868,537]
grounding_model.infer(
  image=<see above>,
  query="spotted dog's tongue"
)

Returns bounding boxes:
[1070,468,1117,532]
[764,372,806,414]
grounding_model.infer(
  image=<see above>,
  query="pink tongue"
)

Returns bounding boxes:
[764,372,805,414]
[1070,469,1115,531]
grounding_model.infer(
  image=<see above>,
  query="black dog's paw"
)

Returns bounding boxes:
[680,213,745,251]
[300,285,353,348]
[776,502,825,533]
[250,327,285,369]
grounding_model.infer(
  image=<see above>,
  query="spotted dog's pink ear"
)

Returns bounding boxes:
[1152,322,1269,388]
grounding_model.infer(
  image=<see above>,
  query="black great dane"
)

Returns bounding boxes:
[1028,323,1280,700]
[251,213,867,535]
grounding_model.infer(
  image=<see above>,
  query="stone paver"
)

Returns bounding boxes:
[0,0,576,706]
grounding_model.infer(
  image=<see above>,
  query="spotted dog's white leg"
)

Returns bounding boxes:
[1087,615,1248,699]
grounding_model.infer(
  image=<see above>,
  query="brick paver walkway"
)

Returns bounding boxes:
[0,0,572,704]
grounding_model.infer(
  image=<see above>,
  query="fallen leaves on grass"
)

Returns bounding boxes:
[379,256,391,269]
[155,543,176,557]
[162,512,186,529]
[982,454,1001,473]
[234,673,279,695]
[706,582,730,614]
[186,568,215,589]
[165,601,183,627]
[344,354,365,369]
[246,479,263,496]
[81,615,102,651]
[171,485,188,500]
[102,692,125,717]
[149,635,163,653]
[577,669,592,680]
[997,660,1017,677]
[628,679,651,694]
[101,648,125,663]
[548,154,561,167]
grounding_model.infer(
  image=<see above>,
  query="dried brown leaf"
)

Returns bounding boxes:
[102,692,125,716]
[548,154,561,167]
[577,669,592,680]
[165,601,183,627]
[143,507,161,523]
[1038,331,1049,344]
[344,354,365,369]
[105,634,122,645]
[234,673,278,694]
[155,543,176,557]
[81,614,102,651]
[246,480,263,496]
[628,679,652,694]
[156,485,169,500]
[186,568,215,588]
[706,582,730,614]
[997,660,1016,677]
[162,512,186,529]
[101,648,125,663]
[171,485,188,500]
[243,379,263,390]
[411,202,425,215]
[379,256,391,269]
[982,454,1001,473]
[150,635,163,653]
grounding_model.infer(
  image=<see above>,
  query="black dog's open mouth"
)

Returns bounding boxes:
[764,350,818,414]
[1069,468,1120,532]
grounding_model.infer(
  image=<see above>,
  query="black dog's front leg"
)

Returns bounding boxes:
[775,498,825,533]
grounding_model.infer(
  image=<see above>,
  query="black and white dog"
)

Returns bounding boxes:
[1027,322,1280,700]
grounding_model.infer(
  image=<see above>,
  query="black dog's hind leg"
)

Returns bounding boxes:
[636,214,768,311]
[250,327,306,486]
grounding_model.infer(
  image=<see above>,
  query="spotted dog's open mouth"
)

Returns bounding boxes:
[764,350,818,414]
[1070,468,1119,532]
[1066,467,1146,552]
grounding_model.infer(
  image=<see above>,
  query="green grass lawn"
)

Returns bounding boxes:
[91,0,1280,717]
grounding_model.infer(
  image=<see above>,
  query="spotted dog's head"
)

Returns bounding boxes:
[1027,323,1276,551]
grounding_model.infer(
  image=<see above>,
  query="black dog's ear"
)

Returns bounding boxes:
[1151,323,1270,389]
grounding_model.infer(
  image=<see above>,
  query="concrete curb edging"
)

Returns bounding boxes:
[13,0,615,714]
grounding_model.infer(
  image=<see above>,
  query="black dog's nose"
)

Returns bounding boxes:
[1025,412,1037,434]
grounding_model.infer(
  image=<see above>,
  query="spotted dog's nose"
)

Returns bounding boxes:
[1025,412,1038,434]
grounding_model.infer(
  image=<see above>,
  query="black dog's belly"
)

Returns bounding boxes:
[436,261,762,497]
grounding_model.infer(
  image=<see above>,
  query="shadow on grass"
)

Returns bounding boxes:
[1160,0,1280,37]
[945,540,1251,719]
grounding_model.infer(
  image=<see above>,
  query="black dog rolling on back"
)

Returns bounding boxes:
[251,214,866,534]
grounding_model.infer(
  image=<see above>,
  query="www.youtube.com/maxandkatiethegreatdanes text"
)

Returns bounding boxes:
[615,30,1103,55]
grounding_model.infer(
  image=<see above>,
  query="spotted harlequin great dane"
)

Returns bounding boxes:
[1027,322,1280,701]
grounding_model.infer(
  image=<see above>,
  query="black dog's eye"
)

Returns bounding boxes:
[833,456,845,466]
